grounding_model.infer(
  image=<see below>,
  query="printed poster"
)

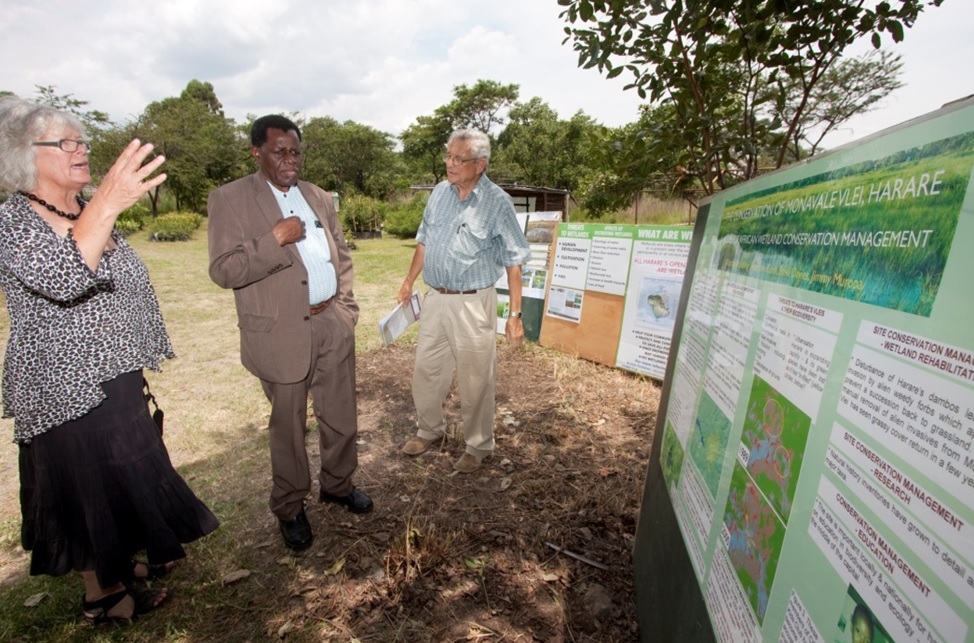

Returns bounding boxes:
[652,103,974,642]
[496,211,561,339]
[542,223,692,378]
[616,226,693,377]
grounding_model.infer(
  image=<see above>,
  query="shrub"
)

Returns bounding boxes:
[114,218,142,237]
[148,211,203,242]
[340,194,385,234]
[114,202,152,237]
[384,192,428,239]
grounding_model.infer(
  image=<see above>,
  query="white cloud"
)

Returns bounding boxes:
[0,0,968,149]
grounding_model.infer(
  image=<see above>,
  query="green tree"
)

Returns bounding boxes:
[135,81,239,214]
[338,194,386,235]
[494,98,597,192]
[775,49,905,160]
[181,79,226,116]
[577,104,691,216]
[559,0,942,193]
[33,85,112,133]
[400,80,520,184]
[86,122,139,184]
[301,117,398,199]
[447,80,519,135]
[400,112,454,184]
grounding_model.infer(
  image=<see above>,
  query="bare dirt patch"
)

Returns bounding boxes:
[232,343,661,642]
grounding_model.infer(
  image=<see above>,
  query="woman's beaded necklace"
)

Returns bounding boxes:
[19,191,85,220]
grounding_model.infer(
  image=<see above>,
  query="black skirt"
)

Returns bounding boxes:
[19,370,219,588]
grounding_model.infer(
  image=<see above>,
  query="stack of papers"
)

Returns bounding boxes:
[377,291,422,346]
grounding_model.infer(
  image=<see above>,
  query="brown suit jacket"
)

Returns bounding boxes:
[207,170,358,384]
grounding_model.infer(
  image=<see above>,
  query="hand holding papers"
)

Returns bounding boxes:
[378,291,422,346]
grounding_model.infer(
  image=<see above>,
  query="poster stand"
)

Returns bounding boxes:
[634,203,716,641]
[634,98,974,642]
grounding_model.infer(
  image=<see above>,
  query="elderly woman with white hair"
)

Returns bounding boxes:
[0,96,218,624]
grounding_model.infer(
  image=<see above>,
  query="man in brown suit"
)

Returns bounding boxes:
[208,114,372,551]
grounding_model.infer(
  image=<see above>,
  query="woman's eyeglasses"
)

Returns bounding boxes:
[32,139,92,153]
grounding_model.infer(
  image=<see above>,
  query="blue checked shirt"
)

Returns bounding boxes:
[417,174,531,291]
[268,183,337,305]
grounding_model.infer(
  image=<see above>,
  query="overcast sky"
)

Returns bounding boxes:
[1,0,969,150]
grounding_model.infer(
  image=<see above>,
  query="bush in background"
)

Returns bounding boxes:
[340,194,386,235]
[148,211,203,241]
[115,201,153,237]
[384,191,428,239]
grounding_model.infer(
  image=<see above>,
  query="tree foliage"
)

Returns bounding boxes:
[575,104,692,216]
[400,80,519,184]
[33,85,112,133]
[775,49,905,160]
[447,80,519,135]
[494,98,597,193]
[135,81,240,214]
[18,33,928,224]
[338,193,386,234]
[400,113,455,184]
[302,117,399,199]
[559,0,942,194]
[383,192,428,239]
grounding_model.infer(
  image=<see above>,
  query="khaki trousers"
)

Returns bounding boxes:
[261,304,358,520]
[412,288,497,459]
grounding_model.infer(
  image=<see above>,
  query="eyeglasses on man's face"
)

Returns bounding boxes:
[443,155,480,166]
[32,139,92,153]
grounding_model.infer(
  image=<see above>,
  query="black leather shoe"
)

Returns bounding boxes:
[319,487,373,514]
[278,507,313,550]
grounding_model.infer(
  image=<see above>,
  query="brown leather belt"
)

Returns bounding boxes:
[433,287,477,295]
[310,298,334,315]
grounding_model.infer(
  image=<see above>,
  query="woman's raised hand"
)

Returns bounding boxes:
[72,140,167,270]
[90,139,167,215]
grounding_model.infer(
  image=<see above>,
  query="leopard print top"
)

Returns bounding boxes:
[0,193,175,443]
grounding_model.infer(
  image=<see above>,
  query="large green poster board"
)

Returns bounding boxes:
[635,98,974,642]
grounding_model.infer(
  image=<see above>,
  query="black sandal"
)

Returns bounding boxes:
[81,587,168,624]
[130,559,173,582]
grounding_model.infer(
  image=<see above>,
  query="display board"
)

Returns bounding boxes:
[633,98,974,642]
[496,211,561,342]
[538,223,692,379]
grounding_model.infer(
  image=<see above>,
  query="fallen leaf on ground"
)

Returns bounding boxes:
[324,557,346,576]
[278,619,295,637]
[23,592,48,607]
[221,569,251,585]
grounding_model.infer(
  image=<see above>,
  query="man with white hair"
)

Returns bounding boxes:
[396,129,531,473]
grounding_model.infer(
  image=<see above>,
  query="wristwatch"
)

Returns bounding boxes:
[509,310,522,319]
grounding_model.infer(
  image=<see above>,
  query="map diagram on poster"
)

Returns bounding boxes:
[635,276,682,329]
[689,390,731,499]
[722,463,786,625]
[738,375,810,524]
